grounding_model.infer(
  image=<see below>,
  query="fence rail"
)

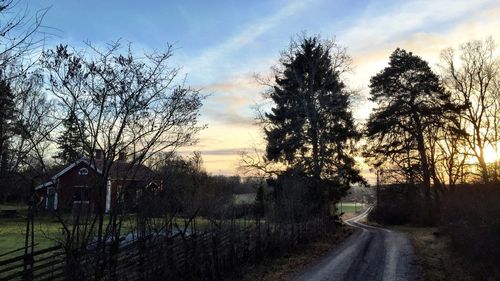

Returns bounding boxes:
[0,218,330,281]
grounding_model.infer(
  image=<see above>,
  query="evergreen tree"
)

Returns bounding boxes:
[0,79,15,179]
[55,109,87,163]
[365,49,460,189]
[255,181,265,218]
[265,36,364,186]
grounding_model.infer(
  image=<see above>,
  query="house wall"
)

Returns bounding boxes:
[56,162,103,211]
[38,160,152,213]
[109,179,141,212]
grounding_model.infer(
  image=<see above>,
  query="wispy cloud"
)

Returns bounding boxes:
[336,1,500,121]
[183,0,313,80]
[181,0,499,176]
[199,148,248,156]
[201,74,264,126]
[338,0,495,54]
[204,109,254,126]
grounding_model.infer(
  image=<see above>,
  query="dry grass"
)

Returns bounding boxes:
[392,226,476,281]
[227,226,353,281]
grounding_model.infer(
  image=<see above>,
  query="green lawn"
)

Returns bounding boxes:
[0,216,61,259]
[0,203,29,210]
[335,202,365,215]
[0,212,261,260]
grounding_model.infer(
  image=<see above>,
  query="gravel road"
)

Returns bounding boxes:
[292,207,421,281]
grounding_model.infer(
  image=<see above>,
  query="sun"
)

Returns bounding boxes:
[484,145,499,164]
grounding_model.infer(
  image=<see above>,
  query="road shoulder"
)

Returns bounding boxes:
[387,225,475,281]
[227,225,354,281]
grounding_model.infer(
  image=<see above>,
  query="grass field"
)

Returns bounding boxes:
[335,202,365,215]
[0,207,260,260]
[0,216,61,259]
[233,193,256,204]
[0,200,361,259]
[0,203,28,210]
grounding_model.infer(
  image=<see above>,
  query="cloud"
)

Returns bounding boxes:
[200,148,247,156]
[184,0,500,177]
[201,74,266,126]
[339,3,500,121]
[338,0,495,53]
[204,109,255,126]
[183,0,313,80]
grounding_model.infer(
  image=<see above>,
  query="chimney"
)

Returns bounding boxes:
[118,151,126,161]
[95,149,103,160]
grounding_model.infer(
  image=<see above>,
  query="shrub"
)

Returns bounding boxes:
[440,184,500,278]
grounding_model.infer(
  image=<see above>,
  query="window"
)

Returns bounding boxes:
[73,186,90,203]
[78,168,89,176]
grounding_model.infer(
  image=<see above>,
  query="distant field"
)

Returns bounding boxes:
[336,202,365,214]
[234,193,256,204]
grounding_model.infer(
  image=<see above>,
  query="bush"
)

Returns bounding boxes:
[441,184,500,278]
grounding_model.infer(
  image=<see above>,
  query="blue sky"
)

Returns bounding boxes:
[24,0,500,177]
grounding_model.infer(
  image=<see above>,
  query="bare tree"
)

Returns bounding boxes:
[0,1,48,77]
[439,37,499,183]
[41,41,205,279]
[0,1,52,203]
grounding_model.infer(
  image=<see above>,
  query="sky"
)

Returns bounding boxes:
[24,0,500,180]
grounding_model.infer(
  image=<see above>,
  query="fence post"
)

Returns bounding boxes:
[22,253,34,281]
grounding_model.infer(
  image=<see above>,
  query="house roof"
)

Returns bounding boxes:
[34,158,101,190]
[34,157,155,190]
[92,158,155,181]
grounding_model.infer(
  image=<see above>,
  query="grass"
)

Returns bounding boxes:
[0,203,28,210]
[336,202,365,216]
[0,216,61,259]
[390,225,475,281]
[227,226,354,281]
[0,200,359,261]
[0,210,263,260]
[233,193,256,205]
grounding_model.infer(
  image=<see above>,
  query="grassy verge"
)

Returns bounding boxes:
[227,225,353,281]
[390,226,475,281]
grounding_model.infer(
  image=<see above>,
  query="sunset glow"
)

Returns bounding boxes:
[484,145,500,164]
[28,0,500,176]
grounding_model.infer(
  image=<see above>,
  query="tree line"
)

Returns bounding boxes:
[243,34,498,224]
[0,0,497,227]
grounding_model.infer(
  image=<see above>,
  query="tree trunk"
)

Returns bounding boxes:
[414,114,433,224]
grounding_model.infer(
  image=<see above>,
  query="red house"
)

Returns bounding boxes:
[35,151,156,212]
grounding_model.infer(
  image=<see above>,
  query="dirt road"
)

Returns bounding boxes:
[292,207,420,281]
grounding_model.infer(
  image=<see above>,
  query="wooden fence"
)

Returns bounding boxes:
[0,218,330,281]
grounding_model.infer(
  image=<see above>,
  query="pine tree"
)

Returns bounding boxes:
[366,49,460,189]
[55,109,87,163]
[0,79,15,181]
[265,36,364,186]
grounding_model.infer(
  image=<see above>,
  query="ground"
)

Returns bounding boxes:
[390,226,475,281]
[227,225,354,281]
[227,202,366,281]
[0,214,60,259]
[292,208,420,281]
[0,203,261,260]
